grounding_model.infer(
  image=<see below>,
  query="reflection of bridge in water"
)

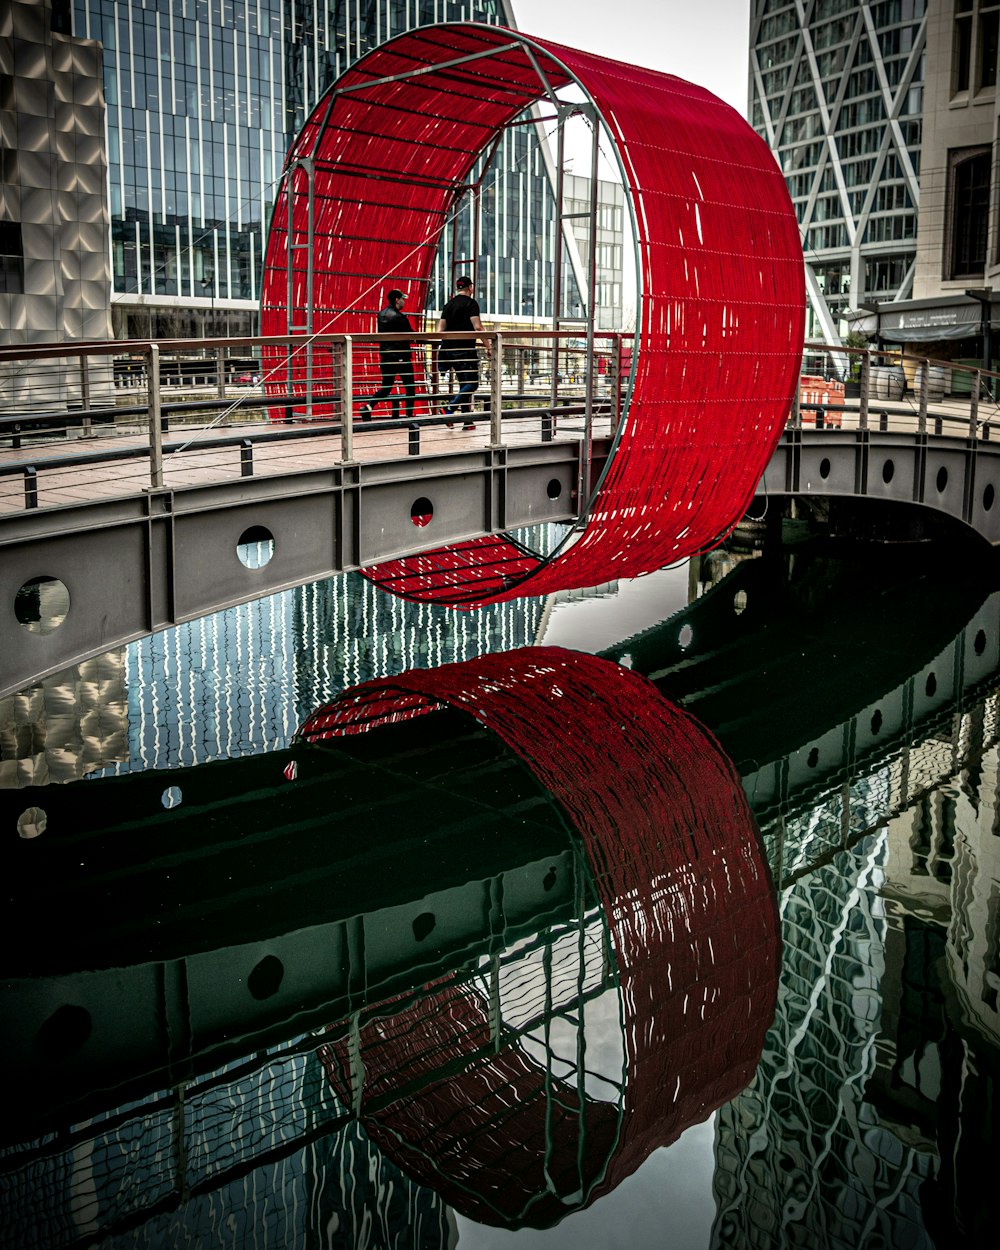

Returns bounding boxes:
[3,536,1000,1244]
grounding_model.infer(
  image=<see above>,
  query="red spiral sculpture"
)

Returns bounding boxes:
[300,648,780,1227]
[260,24,804,607]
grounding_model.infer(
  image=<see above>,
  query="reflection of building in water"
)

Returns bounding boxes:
[713,829,938,1249]
[290,571,549,724]
[93,557,551,776]
[0,652,126,788]
[714,701,1000,1250]
[3,1046,456,1250]
[869,731,1000,1246]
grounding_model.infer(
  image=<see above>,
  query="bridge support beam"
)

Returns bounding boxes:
[0,443,580,698]
[758,428,1000,549]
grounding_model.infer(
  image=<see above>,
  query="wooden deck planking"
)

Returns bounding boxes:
[0,414,602,514]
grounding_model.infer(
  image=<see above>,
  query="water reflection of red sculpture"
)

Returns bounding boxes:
[299,647,779,1227]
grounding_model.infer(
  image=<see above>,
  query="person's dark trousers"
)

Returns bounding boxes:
[441,349,479,414]
[364,355,415,419]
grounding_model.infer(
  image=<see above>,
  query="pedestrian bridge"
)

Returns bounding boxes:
[2,334,1000,698]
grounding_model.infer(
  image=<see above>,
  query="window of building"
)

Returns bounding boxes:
[0,221,24,294]
[50,0,71,34]
[864,254,912,294]
[948,146,991,276]
[956,0,974,91]
[980,2,1000,87]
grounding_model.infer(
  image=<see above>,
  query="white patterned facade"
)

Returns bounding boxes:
[749,0,926,345]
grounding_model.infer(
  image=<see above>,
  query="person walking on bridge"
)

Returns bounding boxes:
[435,275,491,430]
[359,288,416,422]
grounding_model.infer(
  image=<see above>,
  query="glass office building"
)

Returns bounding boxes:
[70,0,583,338]
[749,0,927,345]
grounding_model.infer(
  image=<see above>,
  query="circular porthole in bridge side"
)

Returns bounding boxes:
[975,628,987,656]
[871,709,883,734]
[734,589,748,615]
[547,478,563,500]
[17,807,47,838]
[14,576,70,635]
[412,912,436,942]
[819,458,831,480]
[806,747,819,768]
[678,623,694,650]
[161,786,182,809]
[984,483,995,512]
[35,1004,92,1061]
[248,954,285,1000]
[925,672,937,697]
[935,466,948,493]
[881,460,895,485]
[237,525,275,569]
[410,497,433,528]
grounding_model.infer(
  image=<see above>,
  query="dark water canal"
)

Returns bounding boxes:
[1,522,998,1249]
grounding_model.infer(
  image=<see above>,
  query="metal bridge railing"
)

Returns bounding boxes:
[795,341,1000,439]
[4,332,999,515]
[0,330,633,515]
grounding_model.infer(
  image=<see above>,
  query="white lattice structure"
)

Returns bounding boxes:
[750,0,926,346]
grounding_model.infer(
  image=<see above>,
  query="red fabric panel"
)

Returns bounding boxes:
[305,648,779,1226]
[261,25,803,604]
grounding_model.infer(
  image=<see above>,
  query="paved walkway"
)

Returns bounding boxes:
[0,408,607,514]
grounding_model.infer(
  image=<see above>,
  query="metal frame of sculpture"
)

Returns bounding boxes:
[261,23,804,606]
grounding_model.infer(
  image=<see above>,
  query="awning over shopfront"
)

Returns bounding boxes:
[844,293,1000,342]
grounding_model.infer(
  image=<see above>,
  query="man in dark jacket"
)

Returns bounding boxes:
[359,288,416,421]
[435,275,491,430]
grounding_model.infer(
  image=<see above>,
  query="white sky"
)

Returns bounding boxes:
[508,0,752,117]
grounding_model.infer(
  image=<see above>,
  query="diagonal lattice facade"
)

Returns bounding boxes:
[750,0,927,345]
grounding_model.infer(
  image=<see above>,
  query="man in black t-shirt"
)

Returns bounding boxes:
[435,275,491,430]
[359,288,416,421]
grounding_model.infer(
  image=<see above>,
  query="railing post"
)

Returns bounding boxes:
[490,330,502,445]
[858,352,870,430]
[610,336,622,427]
[240,439,253,476]
[24,466,37,509]
[970,370,981,438]
[340,336,354,462]
[216,347,226,399]
[148,343,164,489]
[917,359,929,433]
[78,353,93,438]
[408,424,420,455]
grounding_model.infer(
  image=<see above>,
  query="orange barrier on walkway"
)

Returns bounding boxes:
[799,375,844,427]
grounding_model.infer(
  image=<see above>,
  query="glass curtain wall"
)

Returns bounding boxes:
[72,0,580,338]
[750,0,927,344]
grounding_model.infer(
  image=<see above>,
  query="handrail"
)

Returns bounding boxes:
[4,331,999,517]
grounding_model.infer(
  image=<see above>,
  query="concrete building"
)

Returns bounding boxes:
[563,172,626,332]
[848,0,1000,366]
[749,0,927,347]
